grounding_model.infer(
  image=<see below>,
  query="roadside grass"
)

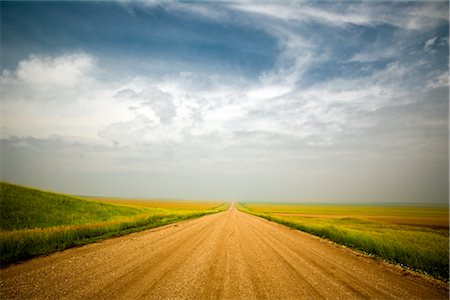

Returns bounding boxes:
[238,202,449,281]
[0,182,228,266]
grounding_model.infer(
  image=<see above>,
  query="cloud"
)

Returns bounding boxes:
[114,88,138,99]
[0,52,103,106]
[113,86,178,126]
[0,53,131,139]
[98,114,154,146]
[1,41,444,151]
[1,1,448,202]
[348,43,399,63]
[166,2,232,22]
[15,53,95,88]
[424,36,437,52]
[231,2,448,30]
[426,71,449,89]
[137,87,177,125]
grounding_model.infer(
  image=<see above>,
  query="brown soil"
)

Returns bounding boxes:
[1,204,448,299]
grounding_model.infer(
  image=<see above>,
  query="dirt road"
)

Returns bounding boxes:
[1,204,448,299]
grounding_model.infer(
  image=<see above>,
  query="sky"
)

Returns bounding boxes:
[0,1,448,203]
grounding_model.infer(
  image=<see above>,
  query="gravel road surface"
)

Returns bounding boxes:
[1,204,448,299]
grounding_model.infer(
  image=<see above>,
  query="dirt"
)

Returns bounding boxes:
[1,204,448,299]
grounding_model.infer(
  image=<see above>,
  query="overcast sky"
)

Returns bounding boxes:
[0,1,448,203]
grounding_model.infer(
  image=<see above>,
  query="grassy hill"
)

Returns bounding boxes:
[1,183,147,230]
[0,182,227,266]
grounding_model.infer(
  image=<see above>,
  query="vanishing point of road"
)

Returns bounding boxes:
[1,204,448,299]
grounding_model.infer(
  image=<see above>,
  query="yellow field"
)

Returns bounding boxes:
[88,197,227,211]
[243,203,449,228]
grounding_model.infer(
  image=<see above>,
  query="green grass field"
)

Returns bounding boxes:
[0,182,228,266]
[238,202,449,281]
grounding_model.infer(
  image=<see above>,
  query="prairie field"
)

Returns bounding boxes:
[238,202,449,281]
[89,197,225,212]
[0,182,228,266]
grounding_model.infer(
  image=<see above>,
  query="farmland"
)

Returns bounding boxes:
[238,202,449,281]
[0,182,228,266]
[88,196,226,212]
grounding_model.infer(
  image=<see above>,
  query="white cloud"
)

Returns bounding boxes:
[0,53,241,145]
[16,53,95,87]
[137,87,177,125]
[1,41,442,150]
[246,85,291,100]
[0,53,131,139]
[98,114,156,145]
[231,2,448,30]
[167,2,231,22]
[114,88,138,99]
[349,48,397,63]
[402,3,449,30]
[426,71,449,89]
[424,36,437,52]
